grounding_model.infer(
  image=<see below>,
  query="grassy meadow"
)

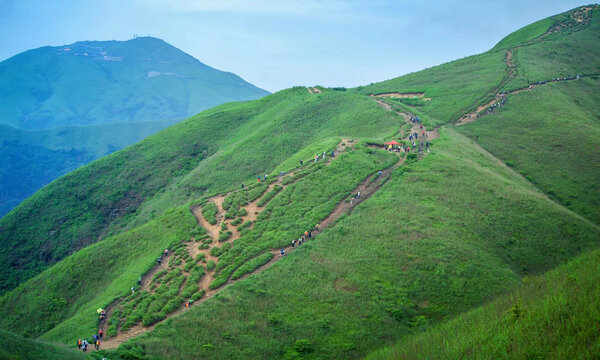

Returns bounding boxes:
[103,128,599,359]
[366,247,600,360]
[458,77,600,224]
[0,329,85,360]
[0,5,598,360]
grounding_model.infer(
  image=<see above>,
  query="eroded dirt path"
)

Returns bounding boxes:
[99,138,359,349]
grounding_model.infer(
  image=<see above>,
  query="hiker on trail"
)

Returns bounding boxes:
[265,174,268,180]
[99,310,106,323]
[314,155,318,162]
[257,176,261,183]
[138,276,142,285]
[157,256,162,265]
[280,248,285,256]
[164,249,169,257]
[242,183,245,189]
[350,197,354,205]
[291,239,295,249]
[280,171,284,176]
[93,334,99,342]
[407,146,410,152]
[131,286,135,294]
[77,339,82,350]
[300,160,303,166]
[315,223,320,231]
[304,231,309,237]
[98,329,103,339]
[95,339,100,350]
[378,171,383,176]
[189,299,194,307]
[308,231,312,239]
[185,301,190,310]
[331,150,335,157]
[82,340,88,352]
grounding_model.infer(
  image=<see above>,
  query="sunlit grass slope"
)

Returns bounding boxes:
[458,77,600,224]
[0,87,400,295]
[365,247,600,360]
[355,50,506,126]
[105,129,599,359]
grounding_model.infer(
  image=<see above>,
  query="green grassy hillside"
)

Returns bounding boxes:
[458,77,600,224]
[0,120,178,217]
[0,36,269,217]
[0,87,400,294]
[355,50,506,126]
[0,5,598,360]
[104,128,599,359]
[0,328,84,360]
[365,247,600,360]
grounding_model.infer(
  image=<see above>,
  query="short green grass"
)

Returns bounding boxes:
[493,17,555,50]
[365,247,600,360]
[0,328,85,360]
[458,77,600,224]
[106,128,599,359]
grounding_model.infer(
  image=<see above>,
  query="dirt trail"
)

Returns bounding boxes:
[371,92,432,101]
[99,138,356,349]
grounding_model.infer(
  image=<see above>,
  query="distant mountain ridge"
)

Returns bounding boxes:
[0,36,269,129]
[0,36,269,217]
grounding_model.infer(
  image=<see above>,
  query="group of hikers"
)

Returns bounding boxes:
[386,126,431,153]
[472,74,582,120]
[76,329,103,352]
[281,228,316,256]
[254,150,336,184]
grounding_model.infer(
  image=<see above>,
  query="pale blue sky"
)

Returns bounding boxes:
[0,0,588,92]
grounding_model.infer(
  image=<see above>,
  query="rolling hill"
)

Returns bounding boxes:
[0,5,598,360]
[0,36,269,217]
[0,36,269,130]
[0,120,178,216]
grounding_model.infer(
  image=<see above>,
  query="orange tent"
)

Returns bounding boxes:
[384,140,401,145]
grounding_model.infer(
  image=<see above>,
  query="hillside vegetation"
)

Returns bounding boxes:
[0,37,268,130]
[0,36,269,216]
[365,248,600,360]
[0,5,598,360]
[0,329,84,360]
[107,128,599,359]
[0,87,400,295]
[0,119,178,217]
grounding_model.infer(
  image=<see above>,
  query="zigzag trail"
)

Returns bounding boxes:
[97,9,600,346]
[99,137,402,349]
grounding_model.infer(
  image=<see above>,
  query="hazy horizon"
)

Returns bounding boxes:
[0,0,589,92]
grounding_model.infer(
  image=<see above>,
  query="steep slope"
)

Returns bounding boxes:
[104,128,598,359]
[0,36,269,130]
[0,5,598,360]
[0,36,269,217]
[0,119,178,217]
[457,5,600,224]
[365,248,600,360]
[0,88,401,294]
[0,328,84,360]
